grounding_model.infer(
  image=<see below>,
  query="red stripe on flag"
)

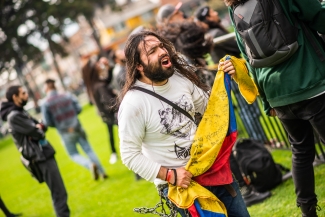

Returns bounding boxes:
[193,131,237,186]
[188,204,200,217]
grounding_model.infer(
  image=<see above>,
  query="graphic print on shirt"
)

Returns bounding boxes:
[174,142,191,159]
[158,95,193,139]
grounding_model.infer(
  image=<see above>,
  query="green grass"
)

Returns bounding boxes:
[1,105,325,217]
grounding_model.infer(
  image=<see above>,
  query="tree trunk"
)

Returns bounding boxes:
[86,17,105,56]
[47,38,67,90]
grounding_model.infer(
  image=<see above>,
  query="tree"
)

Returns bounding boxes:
[0,0,44,109]
[0,0,120,77]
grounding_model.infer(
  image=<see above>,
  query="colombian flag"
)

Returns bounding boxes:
[168,56,258,217]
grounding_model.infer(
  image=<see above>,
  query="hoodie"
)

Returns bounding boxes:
[0,101,23,121]
[0,101,55,160]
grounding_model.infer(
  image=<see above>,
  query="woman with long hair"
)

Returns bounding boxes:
[82,57,118,164]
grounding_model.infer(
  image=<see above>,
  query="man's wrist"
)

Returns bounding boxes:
[157,166,168,180]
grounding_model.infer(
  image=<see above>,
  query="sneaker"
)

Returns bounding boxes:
[91,163,99,180]
[241,185,271,207]
[109,153,118,164]
[102,174,109,180]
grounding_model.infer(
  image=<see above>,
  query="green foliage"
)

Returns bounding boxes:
[0,0,119,73]
[0,105,325,217]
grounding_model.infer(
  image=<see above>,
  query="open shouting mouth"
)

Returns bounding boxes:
[160,55,172,68]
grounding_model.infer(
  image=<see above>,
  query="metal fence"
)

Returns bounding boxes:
[214,33,325,162]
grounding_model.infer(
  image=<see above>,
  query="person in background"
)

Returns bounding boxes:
[0,196,22,217]
[0,85,70,217]
[82,58,119,164]
[41,79,107,179]
[195,5,241,63]
[156,3,185,25]
[224,0,325,216]
[111,49,127,92]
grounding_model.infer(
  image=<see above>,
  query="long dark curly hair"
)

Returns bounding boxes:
[117,30,209,105]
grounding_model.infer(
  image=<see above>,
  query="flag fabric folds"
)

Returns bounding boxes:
[168,56,258,217]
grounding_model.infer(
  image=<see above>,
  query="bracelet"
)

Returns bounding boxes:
[166,169,173,183]
[171,169,177,186]
[165,169,170,181]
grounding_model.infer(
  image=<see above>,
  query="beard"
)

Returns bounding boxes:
[142,56,174,83]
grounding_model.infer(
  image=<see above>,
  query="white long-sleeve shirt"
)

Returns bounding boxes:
[118,73,208,185]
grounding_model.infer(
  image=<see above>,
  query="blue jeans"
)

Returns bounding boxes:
[162,181,250,217]
[274,93,325,206]
[60,128,105,174]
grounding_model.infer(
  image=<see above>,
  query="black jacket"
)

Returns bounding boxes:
[93,82,117,125]
[0,101,55,161]
[208,28,241,63]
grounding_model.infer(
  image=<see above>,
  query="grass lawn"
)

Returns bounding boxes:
[1,104,325,217]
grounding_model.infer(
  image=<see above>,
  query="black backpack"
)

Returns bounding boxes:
[233,139,289,192]
[232,0,299,68]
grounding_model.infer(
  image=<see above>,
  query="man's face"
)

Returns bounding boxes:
[206,9,221,23]
[137,35,174,83]
[16,87,28,107]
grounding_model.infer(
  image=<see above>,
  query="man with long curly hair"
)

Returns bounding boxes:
[117,30,250,217]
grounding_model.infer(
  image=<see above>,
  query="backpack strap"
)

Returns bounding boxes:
[131,86,195,123]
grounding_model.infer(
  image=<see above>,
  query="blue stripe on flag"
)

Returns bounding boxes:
[194,200,227,217]
[225,74,237,135]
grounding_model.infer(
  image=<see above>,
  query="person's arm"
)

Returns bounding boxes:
[292,0,325,34]
[41,103,55,127]
[119,101,161,182]
[248,67,273,116]
[9,113,45,140]
[156,166,192,188]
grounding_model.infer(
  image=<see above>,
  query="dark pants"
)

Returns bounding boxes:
[38,157,70,217]
[0,196,14,216]
[106,123,116,153]
[274,93,325,206]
